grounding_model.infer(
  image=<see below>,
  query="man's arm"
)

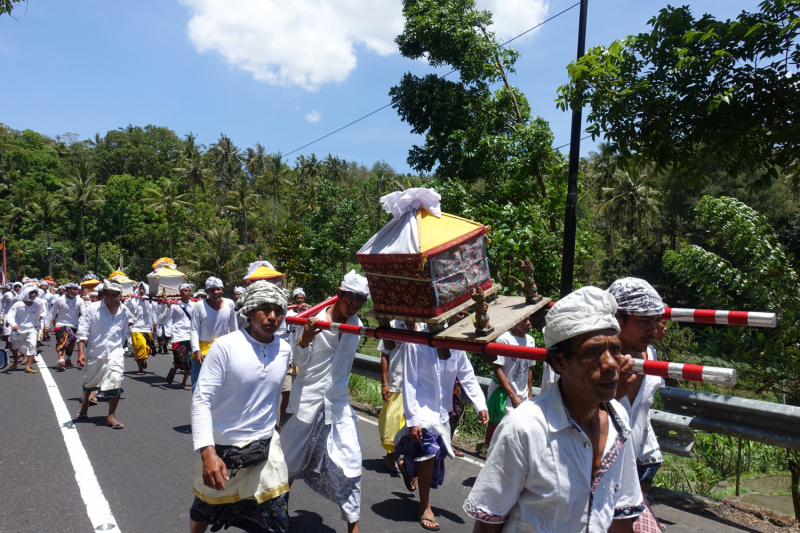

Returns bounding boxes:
[190,303,203,361]
[528,367,534,399]
[456,351,489,421]
[380,349,391,403]
[228,301,238,332]
[493,360,521,408]
[45,298,59,325]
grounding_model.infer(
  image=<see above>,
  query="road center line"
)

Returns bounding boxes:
[35,354,122,532]
[355,414,484,467]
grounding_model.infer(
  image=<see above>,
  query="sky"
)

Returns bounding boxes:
[1,0,758,174]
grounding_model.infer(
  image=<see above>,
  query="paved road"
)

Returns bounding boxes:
[0,338,752,532]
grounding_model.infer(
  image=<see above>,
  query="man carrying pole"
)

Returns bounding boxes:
[48,282,84,371]
[7,283,44,373]
[190,277,238,392]
[167,283,194,390]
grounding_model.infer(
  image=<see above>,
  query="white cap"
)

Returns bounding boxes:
[340,270,370,298]
[206,277,224,289]
[543,286,620,348]
[292,288,305,298]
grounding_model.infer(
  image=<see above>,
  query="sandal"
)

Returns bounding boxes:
[88,397,98,406]
[419,515,440,531]
[385,457,401,473]
[452,446,465,457]
[24,368,37,374]
[106,421,124,429]
[76,410,88,419]
[398,460,418,492]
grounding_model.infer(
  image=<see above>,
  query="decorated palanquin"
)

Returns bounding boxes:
[357,188,492,317]
[244,260,284,287]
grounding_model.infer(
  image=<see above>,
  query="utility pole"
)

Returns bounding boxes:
[47,233,53,277]
[559,0,590,298]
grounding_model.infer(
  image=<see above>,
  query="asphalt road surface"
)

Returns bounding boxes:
[0,338,753,533]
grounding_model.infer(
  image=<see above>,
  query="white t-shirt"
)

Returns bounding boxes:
[377,319,418,392]
[190,298,238,352]
[464,384,644,532]
[488,331,536,400]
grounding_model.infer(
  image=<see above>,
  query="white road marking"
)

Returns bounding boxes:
[35,354,121,532]
[355,414,484,467]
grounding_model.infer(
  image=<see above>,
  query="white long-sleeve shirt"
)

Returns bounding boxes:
[192,330,292,451]
[288,307,362,424]
[46,295,85,328]
[464,384,644,532]
[1,291,16,320]
[377,319,418,392]
[402,342,488,428]
[618,345,664,466]
[169,300,194,343]
[127,297,157,333]
[76,300,130,361]
[156,302,171,325]
[190,298,238,353]
[7,301,43,332]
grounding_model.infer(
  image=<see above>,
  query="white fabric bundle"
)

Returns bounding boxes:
[245,260,276,279]
[380,187,442,219]
[543,286,620,348]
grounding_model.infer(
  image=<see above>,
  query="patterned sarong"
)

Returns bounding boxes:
[55,326,77,354]
[189,493,289,533]
[395,428,447,489]
[172,340,191,370]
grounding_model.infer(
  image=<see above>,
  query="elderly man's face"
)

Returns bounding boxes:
[553,328,623,403]
[617,314,657,352]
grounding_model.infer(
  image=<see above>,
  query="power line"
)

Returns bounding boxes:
[554,134,592,151]
[283,1,582,157]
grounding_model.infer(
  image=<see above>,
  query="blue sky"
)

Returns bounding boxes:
[1,0,757,174]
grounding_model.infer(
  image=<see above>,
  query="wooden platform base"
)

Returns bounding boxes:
[435,296,551,344]
[366,285,499,325]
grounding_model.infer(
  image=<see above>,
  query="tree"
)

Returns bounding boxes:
[58,164,104,264]
[599,158,660,247]
[140,178,192,257]
[3,187,31,235]
[208,134,241,216]
[28,190,63,233]
[390,0,559,232]
[174,155,213,202]
[229,172,260,247]
[263,153,292,245]
[0,0,25,17]
[557,0,800,188]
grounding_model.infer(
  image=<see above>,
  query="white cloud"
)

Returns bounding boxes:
[304,110,321,123]
[181,0,548,91]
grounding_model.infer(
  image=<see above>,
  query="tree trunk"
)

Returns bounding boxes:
[244,206,248,247]
[531,161,558,234]
[94,209,100,273]
[271,190,277,247]
[609,216,615,255]
[167,212,173,258]
[789,450,800,520]
[81,207,87,265]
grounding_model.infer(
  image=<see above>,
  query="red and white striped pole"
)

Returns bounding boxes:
[285,297,736,385]
[662,308,776,328]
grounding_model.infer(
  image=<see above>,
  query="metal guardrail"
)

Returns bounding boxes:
[353,353,800,456]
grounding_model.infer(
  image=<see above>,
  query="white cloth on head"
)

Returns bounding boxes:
[292,288,305,298]
[179,282,193,291]
[380,187,441,219]
[192,329,292,451]
[77,300,130,392]
[205,277,224,289]
[63,283,80,290]
[488,331,536,402]
[103,279,123,293]
[235,280,288,318]
[46,294,85,328]
[190,298,238,353]
[339,270,369,297]
[607,277,664,316]
[463,384,644,531]
[543,286,619,348]
[234,286,245,295]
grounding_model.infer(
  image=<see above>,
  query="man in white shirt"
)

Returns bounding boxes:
[395,334,488,530]
[280,270,369,532]
[377,319,417,474]
[606,277,667,531]
[7,284,44,372]
[464,286,643,533]
[155,300,172,355]
[1,283,19,348]
[277,287,308,427]
[75,280,130,429]
[190,277,238,392]
[128,282,158,375]
[483,316,536,450]
[48,283,85,371]
[166,283,194,390]
[190,281,292,533]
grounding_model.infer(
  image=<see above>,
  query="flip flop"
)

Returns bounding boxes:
[385,457,401,473]
[398,460,417,492]
[24,368,37,374]
[106,421,124,429]
[88,397,98,406]
[75,410,88,419]
[419,515,440,531]
[452,447,465,457]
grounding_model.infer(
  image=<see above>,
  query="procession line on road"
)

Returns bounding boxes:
[35,354,122,532]
[355,414,484,468]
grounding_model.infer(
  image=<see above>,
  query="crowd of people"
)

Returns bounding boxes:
[1,270,671,533]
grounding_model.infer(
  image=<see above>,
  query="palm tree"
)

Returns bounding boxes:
[182,132,204,160]
[174,156,213,202]
[323,154,347,184]
[245,143,268,179]
[140,178,193,257]
[208,134,242,217]
[28,191,63,232]
[3,187,31,235]
[600,158,660,247]
[229,172,261,247]
[589,142,619,252]
[58,164,104,264]
[180,219,245,287]
[302,153,324,182]
[262,152,293,245]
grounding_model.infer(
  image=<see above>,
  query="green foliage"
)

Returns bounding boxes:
[558,0,800,188]
[663,196,800,400]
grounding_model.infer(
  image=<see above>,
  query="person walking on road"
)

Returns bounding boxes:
[280,270,369,533]
[395,330,489,531]
[75,280,130,429]
[156,300,172,355]
[47,282,85,371]
[276,287,307,427]
[464,286,643,533]
[1,283,18,349]
[190,277,238,392]
[6,284,45,373]
[189,280,292,533]
[166,283,194,390]
[128,282,157,375]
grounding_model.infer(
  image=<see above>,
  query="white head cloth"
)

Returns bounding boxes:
[103,279,123,293]
[380,187,442,219]
[63,283,80,290]
[245,260,276,279]
[18,283,42,304]
[235,280,288,318]
[205,277,224,289]
[340,269,370,299]
[606,277,664,316]
[179,282,194,291]
[136,281,148,293]
[543,286,620,348]
[292,288,305,298]
[234,286,245,295]
[12,282,22,288]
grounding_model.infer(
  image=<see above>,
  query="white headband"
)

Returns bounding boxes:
[340,269,370,298]
[543,286,620,348]
[206,277,224,289]
[292,288,305,298]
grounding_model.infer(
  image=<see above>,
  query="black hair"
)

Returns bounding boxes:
[338,289,369,301]
[546,338,574,377]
